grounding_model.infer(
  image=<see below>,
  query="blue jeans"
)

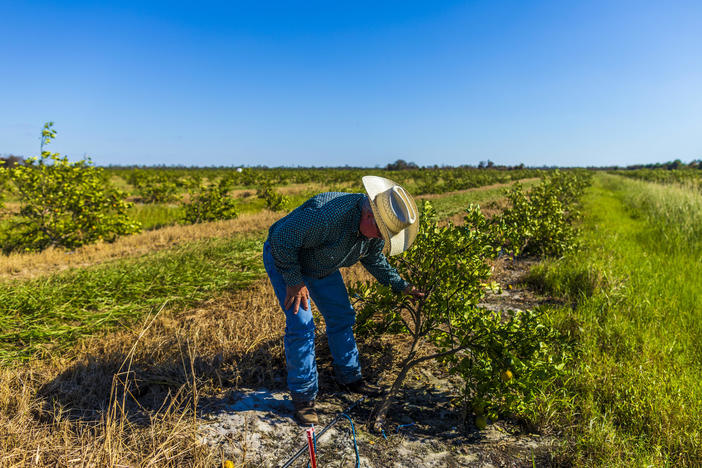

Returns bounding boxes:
[263,241,362,402]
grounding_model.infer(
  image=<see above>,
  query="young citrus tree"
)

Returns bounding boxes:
[0,123,140,252]
[352,201,570,431]
[0,162,8,211]
[130,170,181,203]
[352,202,495,429]
[182,178,239,223]
[257,182,289,211]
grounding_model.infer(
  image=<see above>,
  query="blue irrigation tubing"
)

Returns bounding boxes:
[380,421,414,441]
[280,396,365,468]
[396,422,415,433]
[340,412,361,468]
[305,414,360,468]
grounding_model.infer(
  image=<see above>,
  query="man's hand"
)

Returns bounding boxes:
[402,284,425,301]
[284,283,310,315]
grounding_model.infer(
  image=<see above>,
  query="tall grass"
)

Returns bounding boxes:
[529,174,702,466]
[128,203,185,230]
[0,236,264,363]
[620,178,702,252]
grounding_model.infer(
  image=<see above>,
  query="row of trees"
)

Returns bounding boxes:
[0,155,25,167]
[351,170,592,431]
[623,159,702,171]
[612,167,702,189]
[118,165,541,201]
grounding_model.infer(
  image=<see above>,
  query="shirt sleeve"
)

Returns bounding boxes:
[269,207,330,287]
[360,239,409,293]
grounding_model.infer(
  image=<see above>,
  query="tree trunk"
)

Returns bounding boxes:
[369,341,472,432]
[369,342,418,432]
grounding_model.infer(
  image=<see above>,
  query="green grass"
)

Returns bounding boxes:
[0,236,265,364]
[128,203,186,230]
[528,174,702,466]
[126,191,316,226]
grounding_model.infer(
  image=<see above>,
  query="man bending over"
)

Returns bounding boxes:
[262,176,422,425]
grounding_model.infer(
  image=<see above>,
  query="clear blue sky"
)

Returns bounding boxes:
[1,1,700,167]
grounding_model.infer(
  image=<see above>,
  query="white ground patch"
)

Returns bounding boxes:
[200,384,554,467]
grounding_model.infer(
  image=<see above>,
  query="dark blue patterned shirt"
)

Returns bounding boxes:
[267,192,409,292]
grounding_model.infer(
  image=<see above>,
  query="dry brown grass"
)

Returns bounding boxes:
[0,258,386,466]
[229,182,331,199]
[0,272,288,467]
[0,210,284,281]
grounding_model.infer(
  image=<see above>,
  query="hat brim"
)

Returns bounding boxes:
[362,176,419,256]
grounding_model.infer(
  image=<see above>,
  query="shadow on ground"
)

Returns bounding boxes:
[36,334,286,424]
[34,328,396,426]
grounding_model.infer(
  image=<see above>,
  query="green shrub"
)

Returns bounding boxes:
[256,183,289,211]
[132,172,180,203]
[0,165,8,210]
[182,179,239,224]
[0,123,140,252]
[497,171,590,257]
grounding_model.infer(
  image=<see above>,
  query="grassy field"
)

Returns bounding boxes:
[124,178,537,230]
[529,174,702,466]
[1,171,700,466]
[2,178,539,466]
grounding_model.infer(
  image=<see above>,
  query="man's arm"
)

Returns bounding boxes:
[360,239,410,293]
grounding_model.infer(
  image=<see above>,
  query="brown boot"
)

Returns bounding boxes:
[292,399,318,426]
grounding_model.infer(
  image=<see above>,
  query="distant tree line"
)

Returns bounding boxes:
[385,159,528,171]
[0,155,25,167]
[624,159,702,170]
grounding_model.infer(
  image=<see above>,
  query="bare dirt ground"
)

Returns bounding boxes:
[199,257,566,468]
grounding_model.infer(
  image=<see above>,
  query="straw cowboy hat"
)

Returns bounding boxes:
[362,175,419,256]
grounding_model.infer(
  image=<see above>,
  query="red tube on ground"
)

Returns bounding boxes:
[306,427,317,468]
